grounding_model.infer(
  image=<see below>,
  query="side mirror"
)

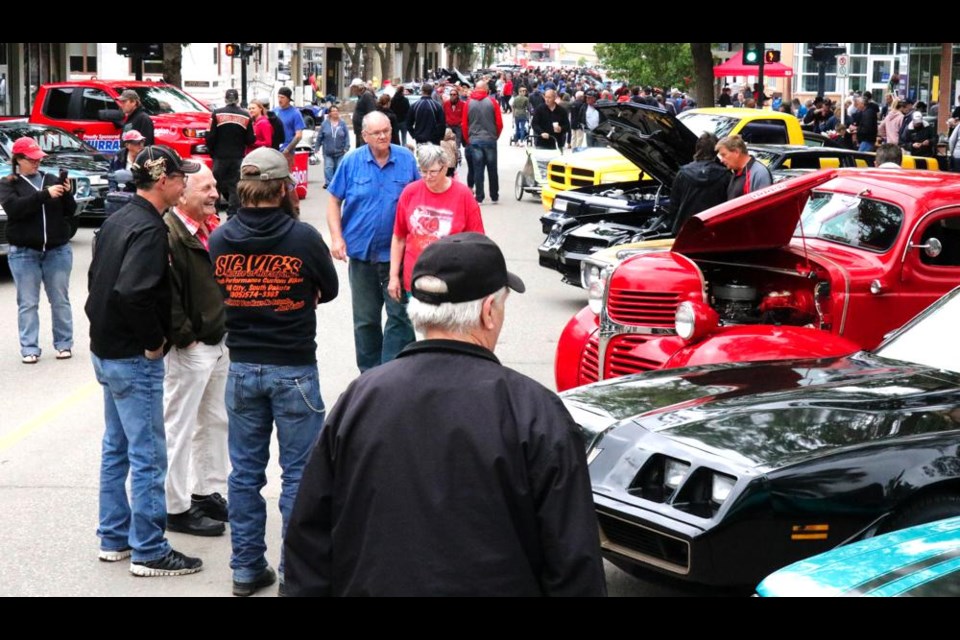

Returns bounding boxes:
[97,109,124,126]
[910,237,942,258]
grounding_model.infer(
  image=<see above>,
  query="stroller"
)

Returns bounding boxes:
[514,134,562,201]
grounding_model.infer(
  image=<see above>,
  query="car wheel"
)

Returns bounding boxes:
[879,493,960,534]
[67,217,79,240]
[515,172,525,201]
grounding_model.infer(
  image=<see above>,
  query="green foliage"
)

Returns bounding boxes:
[595,43,694,88]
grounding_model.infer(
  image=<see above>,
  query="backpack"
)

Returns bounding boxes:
[267,111,286,150]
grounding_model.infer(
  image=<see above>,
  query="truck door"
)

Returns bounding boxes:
[74,87,121,153]
[901,207,960,317]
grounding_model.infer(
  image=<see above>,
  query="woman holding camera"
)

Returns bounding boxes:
[0,137,76,363]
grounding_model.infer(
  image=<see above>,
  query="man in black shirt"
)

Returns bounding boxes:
[206,88,254,217]
[118,89,154,145]
[531,89,570,150]
[285,233,606,597]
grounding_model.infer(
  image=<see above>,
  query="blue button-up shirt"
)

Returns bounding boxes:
[329,144,420,262]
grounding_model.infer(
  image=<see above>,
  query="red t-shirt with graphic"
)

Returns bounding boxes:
[394,179,485,290]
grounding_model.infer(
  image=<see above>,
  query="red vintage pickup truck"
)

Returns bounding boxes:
[24,80,212,166]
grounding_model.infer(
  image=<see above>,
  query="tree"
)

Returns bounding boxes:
[690,43,715,108]
[341,42,364,80]
[373,43,396,84]
[595,43,693,89]
[445,43,475,69]
[401,43,420,81]
[161,42,188,87]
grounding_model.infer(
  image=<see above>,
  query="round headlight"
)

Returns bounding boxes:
[581,263,601,289]
[675,301,696,340]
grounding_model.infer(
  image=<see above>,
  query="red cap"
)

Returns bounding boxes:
[12,137,46,160]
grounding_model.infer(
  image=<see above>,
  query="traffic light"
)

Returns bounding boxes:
[764,49,781,64]
[743,43,763,66]
[225,43,241,58]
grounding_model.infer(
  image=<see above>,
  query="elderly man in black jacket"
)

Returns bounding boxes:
[285,233,607,597]
[87,145,203,577]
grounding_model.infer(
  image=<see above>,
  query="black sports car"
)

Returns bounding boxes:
[561,287,960,587]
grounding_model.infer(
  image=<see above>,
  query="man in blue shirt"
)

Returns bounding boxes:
[274,87,304,155]
[327,111,420,372]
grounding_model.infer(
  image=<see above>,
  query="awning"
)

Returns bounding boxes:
[713,51,794,78]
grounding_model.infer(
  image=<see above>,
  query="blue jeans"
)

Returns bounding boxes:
[7,243,73,357]
[467,141,499,202]
[323,153,344,186]
[226,362,325,583]
[348,258,415,372]
[514,118,529,143]
[92,354,171,562]
[858,141,876,152]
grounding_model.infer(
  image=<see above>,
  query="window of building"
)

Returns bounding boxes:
[69,55,97,73]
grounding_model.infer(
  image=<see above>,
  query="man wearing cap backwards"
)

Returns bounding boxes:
[118,89,154,146]
[284,232,606,596]
[86,145,203,577]
[328,110,420,373]
[901,110,937,158]
[349,78,377,147]
[161,163,230,539]
[208,147,338,597]
[206,88,255,218]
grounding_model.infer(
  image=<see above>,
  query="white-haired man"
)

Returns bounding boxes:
[284,232,607,597]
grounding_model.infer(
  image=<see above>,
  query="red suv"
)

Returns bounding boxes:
[556,169,960,391]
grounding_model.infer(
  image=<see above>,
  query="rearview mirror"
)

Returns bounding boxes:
[97,109,124,126]
[910,237,942,258]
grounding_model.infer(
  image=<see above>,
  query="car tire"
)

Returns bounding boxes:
[879,493,960,534]
[515,172,525,201]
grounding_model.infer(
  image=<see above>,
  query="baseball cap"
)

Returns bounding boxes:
[225,88,239,103]
[913,111,924,122]
[278,87,293,99]
[411,233,525,305]
[350,78,364,88]
[239,147,294,184]
[12,137,46,160]
[118,89,140,102]
[121,129,146,144]
[132,145,201,182]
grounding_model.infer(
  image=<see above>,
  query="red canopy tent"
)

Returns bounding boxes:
[713,51,794,78]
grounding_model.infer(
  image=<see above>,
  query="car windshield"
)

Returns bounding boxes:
[0,124,93,156]
[794,191,903,253]
[677,112,739,138]
[117,86,208,115]
[749,148,780,167]
[876,288,960,374]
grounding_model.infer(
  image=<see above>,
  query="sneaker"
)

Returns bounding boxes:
[98,547,132,562]
[167,506,225,536]
[21,354,38,364]
[233,566,277,597]
[191,492,228,522]
[130,549,202,577]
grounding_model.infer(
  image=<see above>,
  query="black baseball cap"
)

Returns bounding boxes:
[411,233,525,305]
[278,87,293,98]
[132,145,201,183]
[225,88,239,103]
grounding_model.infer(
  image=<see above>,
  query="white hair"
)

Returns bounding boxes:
[362,110,390,131]
[407,286,508,334]
[415,144,445,171]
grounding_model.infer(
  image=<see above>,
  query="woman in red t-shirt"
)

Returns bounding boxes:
[388,144,485,302]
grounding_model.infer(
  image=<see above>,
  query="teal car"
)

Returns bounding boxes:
[757,516,960,597]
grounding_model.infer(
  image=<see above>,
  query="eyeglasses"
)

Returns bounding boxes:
[364,129,391,139]
[22,157,42,164]
[422,166,445,176]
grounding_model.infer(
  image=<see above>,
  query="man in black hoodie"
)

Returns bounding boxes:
[208,146,338,597]
[670,133,731,235]
[855,91,880,152]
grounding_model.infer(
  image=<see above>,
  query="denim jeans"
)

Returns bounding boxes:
[467,141,499,202]
[93,354,171,563]
[323,153,344,186]
[7,243,73,357]
[858,141,876,152]
[348,258,415,372]
[514,118,529,143]
[226,362,325,583]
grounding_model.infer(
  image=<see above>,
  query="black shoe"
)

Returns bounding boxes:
[191,492,228,522]
[130,549,202,577]
[233,566,277,597]
[167,506,226,537]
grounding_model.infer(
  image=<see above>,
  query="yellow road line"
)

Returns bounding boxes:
[0,381,99,452]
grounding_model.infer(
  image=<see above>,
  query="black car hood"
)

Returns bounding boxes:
[563,353,960,470]
[593,101,697,186]
[42,152,110,175]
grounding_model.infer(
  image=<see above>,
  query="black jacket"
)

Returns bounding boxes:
[0,172,76,250]
[353,89,378,137]
[669,160,731,235]
[858,101,880,144]
[531,103,570,149]
[86,194,171,358]
[208,208,338,366]
[389,91,410,124]
[284,339,607,597]
[163,210,226,348]
[123,105,154,146]
[205,103,255,160]
[406,96,445,144]
[902,122,938,157]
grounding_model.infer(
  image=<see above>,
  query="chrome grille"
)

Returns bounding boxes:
[607,289,680,326]
[607,335,666,376]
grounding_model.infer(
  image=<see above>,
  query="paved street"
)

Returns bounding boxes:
[0,116,697,596]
